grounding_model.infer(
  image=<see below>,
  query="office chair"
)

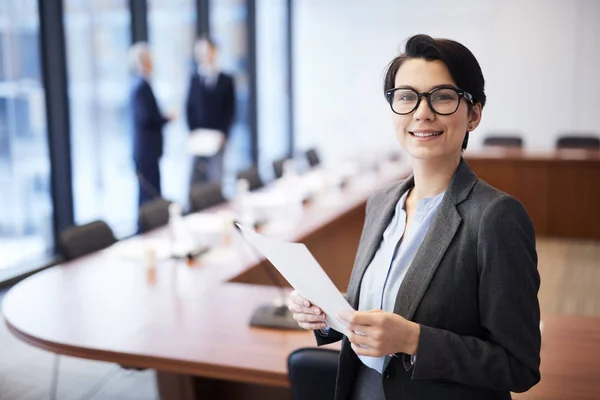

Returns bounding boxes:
[556,135,600,150]
[58,220,117,260]
[189,181,226,213]
[272,157,289,179]
[483,136,524,148]
[236,165,264,191]
[288,347,340,400]
[305,148,321,168]
[138,198,172,233]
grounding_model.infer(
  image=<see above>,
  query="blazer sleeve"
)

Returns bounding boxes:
[315,328,344,346]
[135,81,168,130]
[185,76,197,131]
[220,75,236,136]
[411,195,541,393]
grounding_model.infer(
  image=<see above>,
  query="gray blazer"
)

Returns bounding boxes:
[317,158,541,400]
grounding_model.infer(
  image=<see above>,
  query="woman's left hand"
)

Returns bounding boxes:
[337,310,420,357]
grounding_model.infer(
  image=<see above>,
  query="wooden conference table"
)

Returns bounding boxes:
[2,161,408,399]
[4,158,600,400]
[464,148,600,239]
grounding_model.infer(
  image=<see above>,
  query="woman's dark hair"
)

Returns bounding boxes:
[384,34,486,150]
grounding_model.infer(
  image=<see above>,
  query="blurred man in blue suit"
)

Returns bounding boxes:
[186,37,235,184]
[129,43,173,208]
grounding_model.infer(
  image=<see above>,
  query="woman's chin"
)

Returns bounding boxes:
[404,147,440,160]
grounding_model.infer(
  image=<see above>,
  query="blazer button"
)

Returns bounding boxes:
[383,365,395,380]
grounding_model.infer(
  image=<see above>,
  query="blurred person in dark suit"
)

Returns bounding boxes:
[186,36,235,184]
[129,42,174,208]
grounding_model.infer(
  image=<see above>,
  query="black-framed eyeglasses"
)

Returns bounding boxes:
[385,86,474,116]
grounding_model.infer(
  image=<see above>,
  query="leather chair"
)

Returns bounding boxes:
[272,157,289,179]
[189,181,226,213]
[556,136,600,150]
[288,347,340,400]
[483,136,524,148]
[236,165,264,191]
[58,220,117,260]
[138,198,172,233]
[305,148,321,168]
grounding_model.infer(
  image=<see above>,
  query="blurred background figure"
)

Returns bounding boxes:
[186,36,236,185]
[129,42,174,210]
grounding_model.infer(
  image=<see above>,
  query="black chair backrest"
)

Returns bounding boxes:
[305,148,321,167]
[556,136,600,150]
[236,165,263,191]
[189,181,226,213]
[288,348,339,400]
[272,158,288,179]
[59,220,117,260]
[139,198,172,233]
[483,136,523,148]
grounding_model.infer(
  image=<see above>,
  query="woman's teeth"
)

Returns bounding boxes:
[410,131,443,138]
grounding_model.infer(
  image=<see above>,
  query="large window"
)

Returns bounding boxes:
[210,0,252,191]
[0,1,53,274]
[256,0,290,178]
[148,0,196,208]
[64,0,135,237]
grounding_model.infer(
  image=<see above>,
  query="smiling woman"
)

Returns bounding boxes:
[288,34,541,400]
[383,35,486,164]
[386,58,482,161]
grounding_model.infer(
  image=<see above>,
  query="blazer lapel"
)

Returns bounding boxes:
[382,158,477,372]
[346,177,414,309]
[391,195,461,319]
[392,158,478,320]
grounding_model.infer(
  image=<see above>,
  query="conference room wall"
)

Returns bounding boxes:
[293,0,600,163]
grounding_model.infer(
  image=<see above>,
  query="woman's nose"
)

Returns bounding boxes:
[413,96,435,121]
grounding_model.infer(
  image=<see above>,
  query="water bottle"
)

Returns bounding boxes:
[234,179,255,228]
[168,202,185,257]
[282,159,303,219]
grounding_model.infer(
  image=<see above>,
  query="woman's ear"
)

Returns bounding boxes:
[468,103,482,131]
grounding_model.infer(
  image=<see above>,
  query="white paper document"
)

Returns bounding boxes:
[236,223,354,333]
[189,128,224,157]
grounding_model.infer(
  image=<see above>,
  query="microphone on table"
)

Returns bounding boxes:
[232,222,303,330]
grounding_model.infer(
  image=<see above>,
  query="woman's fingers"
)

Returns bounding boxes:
[288,291,323,315]
[289,290,311,307]
[294,311,328,330]
[288,291,328,330]
[299,321,328,330]
[288,301,323,316]
[292,311,327,323]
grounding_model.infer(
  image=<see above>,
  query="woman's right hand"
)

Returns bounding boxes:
[287,290,328,331]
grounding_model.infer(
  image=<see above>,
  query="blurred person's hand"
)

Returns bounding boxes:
[287,290,327,330]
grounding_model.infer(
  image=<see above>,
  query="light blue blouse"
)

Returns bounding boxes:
[357,189,445,373]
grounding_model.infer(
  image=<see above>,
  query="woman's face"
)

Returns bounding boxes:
[391,58,481,161]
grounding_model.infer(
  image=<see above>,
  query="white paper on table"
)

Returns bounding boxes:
[189,128,224,157]
[236,223,353,333]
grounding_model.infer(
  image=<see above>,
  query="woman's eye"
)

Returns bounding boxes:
[396,93,416,102]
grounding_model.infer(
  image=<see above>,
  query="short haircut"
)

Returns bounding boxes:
[383,34,486,150]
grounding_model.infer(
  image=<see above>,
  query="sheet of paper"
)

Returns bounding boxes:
[236,223,353,333]
[189,128,224,157]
